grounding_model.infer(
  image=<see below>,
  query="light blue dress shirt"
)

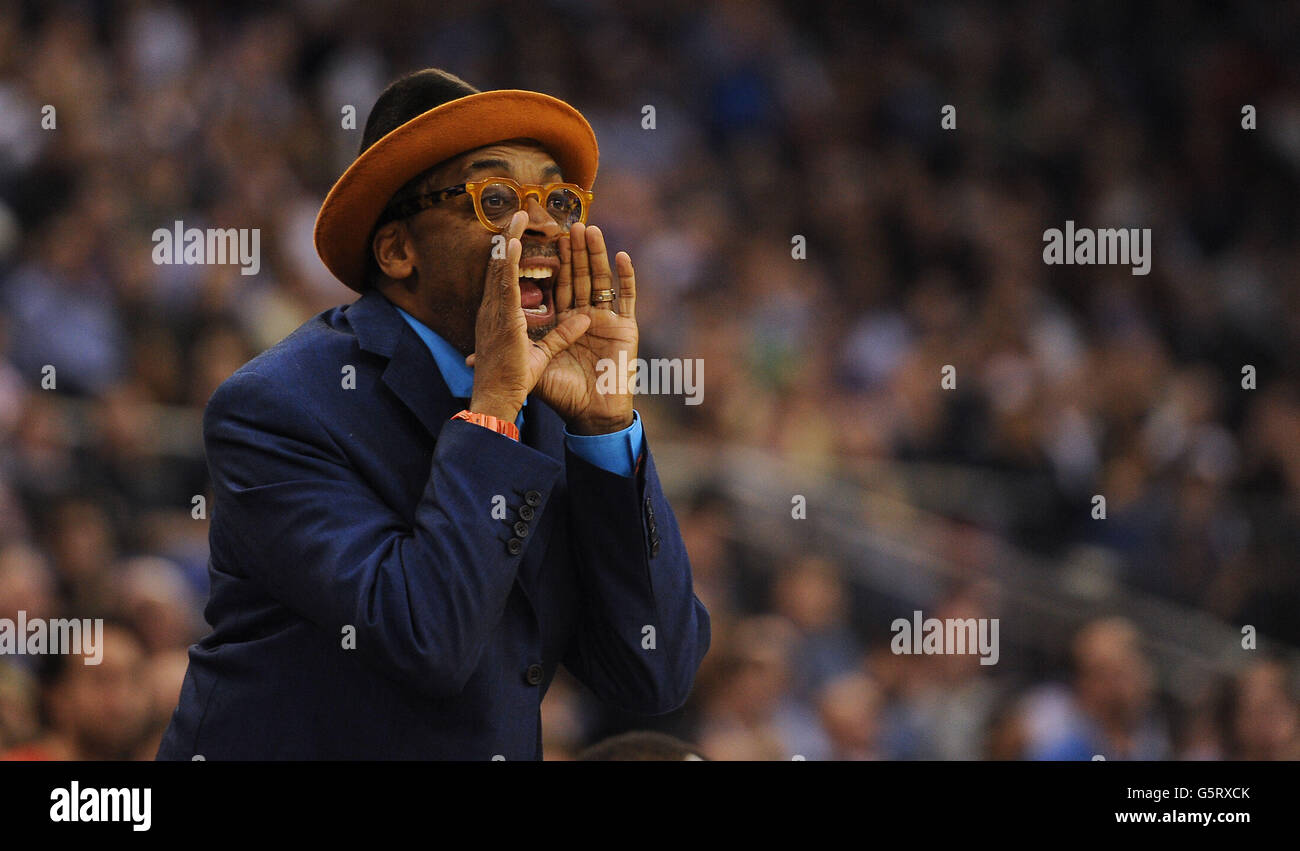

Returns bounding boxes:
[395,306,643,477]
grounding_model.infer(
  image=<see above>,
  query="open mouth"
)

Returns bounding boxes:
[519,264,555,326]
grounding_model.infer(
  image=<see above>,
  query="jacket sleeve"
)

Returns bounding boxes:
[204,368,563,700]
[560,439,711,714]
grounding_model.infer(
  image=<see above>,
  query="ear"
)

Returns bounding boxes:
[372,221,416,282]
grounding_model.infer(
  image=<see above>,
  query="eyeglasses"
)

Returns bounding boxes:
[377,177,594,233]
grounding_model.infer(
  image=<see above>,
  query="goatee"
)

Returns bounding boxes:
[527,322,556,342]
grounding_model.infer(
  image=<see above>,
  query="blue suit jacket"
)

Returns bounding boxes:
[156,290,710,760]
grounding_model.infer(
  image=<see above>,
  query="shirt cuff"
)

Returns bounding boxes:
[564,410,644,477]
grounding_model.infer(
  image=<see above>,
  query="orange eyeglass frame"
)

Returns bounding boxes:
[464,177,595,233]
[377,177,594,233]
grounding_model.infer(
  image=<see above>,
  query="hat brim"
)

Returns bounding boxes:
[314,89,599,291]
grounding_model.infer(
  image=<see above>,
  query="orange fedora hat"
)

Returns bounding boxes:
[315,70,599,291]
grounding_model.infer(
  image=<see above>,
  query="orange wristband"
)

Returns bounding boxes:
[452,410,520,441]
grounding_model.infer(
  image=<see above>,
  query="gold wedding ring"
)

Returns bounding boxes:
[592,288,616,303]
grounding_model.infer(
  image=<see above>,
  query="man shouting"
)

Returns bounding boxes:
[157,68,710,760]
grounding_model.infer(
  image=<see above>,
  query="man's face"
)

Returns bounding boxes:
[374,138,569,355]
[54,625,150,759]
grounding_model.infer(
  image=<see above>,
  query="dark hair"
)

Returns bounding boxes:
[359,68,480,290]
[576,731,708,761]
[35,617,145,688]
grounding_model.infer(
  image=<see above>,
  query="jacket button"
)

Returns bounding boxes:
[524,663,544,686]
[525,490,542,507]
[513,520,529,538]
[507,538,523,555]
[517,504,535,521]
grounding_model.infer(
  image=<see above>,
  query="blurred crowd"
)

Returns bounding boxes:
[0,0,1297,759]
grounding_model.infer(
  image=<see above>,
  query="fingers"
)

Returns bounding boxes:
[615,251,636,318]
[500,235,521,320]
[586,225,614,310]
[529,313,592,374]
[570,221,591,308]
[555,233,573,313]
[482,211,528,321]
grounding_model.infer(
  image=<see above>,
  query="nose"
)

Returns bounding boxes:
[521,194,561,239]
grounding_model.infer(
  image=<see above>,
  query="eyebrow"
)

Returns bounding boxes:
[463,158,563,181]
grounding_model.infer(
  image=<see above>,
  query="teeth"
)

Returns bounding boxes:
[520,267,553,279]
[523,306,549,315]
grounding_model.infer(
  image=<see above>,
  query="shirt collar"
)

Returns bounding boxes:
[393,305,526,406]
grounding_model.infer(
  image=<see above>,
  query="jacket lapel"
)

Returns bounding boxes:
[345,290,461,442]
[346,289,563,617]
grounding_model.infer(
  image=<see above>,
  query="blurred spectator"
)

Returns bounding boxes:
[539,671,588,761]
[577,731,706,761]
[117,556,201,654]
[1219,659,1300,760]
[133,647,189,761]
[695,615,801,760]
[0,542,57,626]
[2,622,151,760]
[815,672,885,760]
[42,498,117,616]
[1020,617,1170,760]
[888,588,1004,760]
[769,555,859,701]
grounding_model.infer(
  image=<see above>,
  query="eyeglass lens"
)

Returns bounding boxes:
[479,182,584,229]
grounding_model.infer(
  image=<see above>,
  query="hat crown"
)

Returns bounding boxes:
[360,69,480,155]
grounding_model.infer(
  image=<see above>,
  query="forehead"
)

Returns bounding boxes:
[445,139,563,181]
